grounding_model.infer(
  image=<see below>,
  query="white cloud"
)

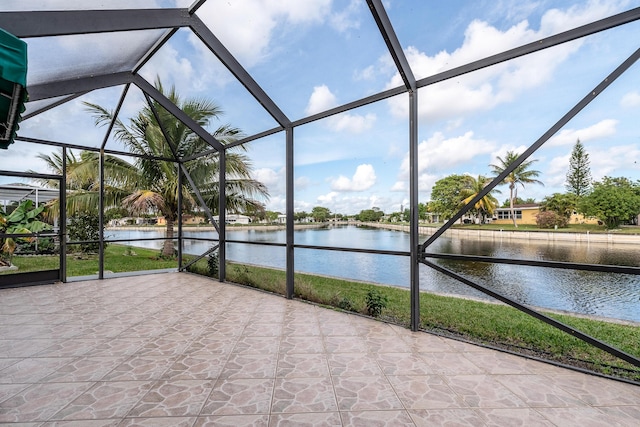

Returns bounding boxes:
[306,85,338,115]
[589,144,640,179]
[140,43,195,88]
[194,0,331,68]
[392,131,496,197]
[546,153,572,187]
[253,167,285,197]
[620,91,640,108]
[489,144,530,166]
[317,191,339,204]
[329,0,362,33]
[353,65,376,81]
[405,131,496,175]
[316,191,399,215]
[330,164,376,192]
[385,0,625,121]
[329,113,376,133]
[305,85,376,133]
[546,119,618,147]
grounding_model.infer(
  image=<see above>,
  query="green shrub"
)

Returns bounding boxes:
[365,288,388,317]
[535,211,568,229]
[330,294,356,312]
[68,212,103,253]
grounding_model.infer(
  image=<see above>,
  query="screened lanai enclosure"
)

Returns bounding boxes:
[1,1,640,382]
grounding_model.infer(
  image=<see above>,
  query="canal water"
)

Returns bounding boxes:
[107,225,640,323]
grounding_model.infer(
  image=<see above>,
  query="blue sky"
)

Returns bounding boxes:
[3,0,640,215]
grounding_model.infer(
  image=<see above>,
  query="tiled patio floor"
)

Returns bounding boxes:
[1,272,638,426]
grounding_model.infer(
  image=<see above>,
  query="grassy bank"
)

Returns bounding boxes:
[186,258,640,382]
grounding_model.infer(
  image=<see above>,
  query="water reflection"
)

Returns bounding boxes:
[107,225,640,322]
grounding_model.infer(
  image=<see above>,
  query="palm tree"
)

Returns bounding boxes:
[30,150,138,221]
[84,78,269,257]
[490,151,543,227]
[459,175,499,224]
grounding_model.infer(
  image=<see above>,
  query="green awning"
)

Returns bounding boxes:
[0,28,28,150]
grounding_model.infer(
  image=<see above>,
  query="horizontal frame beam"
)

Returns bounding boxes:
[0,9,191,38]
[27,72,134,102]
[423,252,640,275]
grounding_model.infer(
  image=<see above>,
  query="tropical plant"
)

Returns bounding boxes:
[459,175,499,224]
[84,78,269,257]
[0,200,52,266]
[490,151,543,227]
[31,149,138,221]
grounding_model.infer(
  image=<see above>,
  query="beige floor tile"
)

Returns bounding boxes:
[271,377,338,413]
[200,378,274,415]
[333,376,403,411]
[388,375,465,409]
[341,410,415,426]
[408,408,486,426]
[126,379,214,417]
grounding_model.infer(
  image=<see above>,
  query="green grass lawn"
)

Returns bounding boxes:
[185,258,640,382]
[5,244,176,277]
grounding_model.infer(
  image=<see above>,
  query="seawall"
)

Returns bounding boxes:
[356,222,640,246]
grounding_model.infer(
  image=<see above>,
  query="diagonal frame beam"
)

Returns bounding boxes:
[188,15,291,127]
[133,75,224,152]
[366,0,416,90]
[421,259,640,368]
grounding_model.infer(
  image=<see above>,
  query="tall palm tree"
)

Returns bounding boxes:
[490,151,543,227]
[84,78,269,257]
[459,175,499,224]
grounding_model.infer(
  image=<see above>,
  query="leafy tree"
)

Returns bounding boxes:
[311,206,331,222]
[490,151,543,227]
[265,211,280,223]
[357,208,384,222]
[84,78,269,257]
[540,193,577,220]
[429,174,469,220]
[579,177,640,229]
[294,211,309,222]
[566,139,592,198]
[418,202,429,221]
[459,175,499,224]
[500,197,536,208]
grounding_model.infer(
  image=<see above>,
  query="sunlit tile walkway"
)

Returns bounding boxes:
[0,273,638,426]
